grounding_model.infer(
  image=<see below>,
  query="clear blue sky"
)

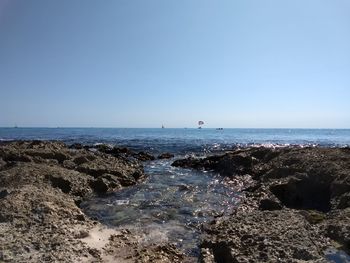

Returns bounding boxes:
[0,0,349,128]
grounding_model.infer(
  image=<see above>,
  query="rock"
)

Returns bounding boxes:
[320,208,350,252]
[133,151,155,161]
[62,159,76,169]
[269,177,332,212]
[300,210,326,225]
[0,158,6,170]
[259,198,283,211]
[133,244,185,263]
[95,144,156,162]
[89,177,109,193]
[0,141,150,262]
[68,143,83,150]
[172,151,253,176]
[178,184,192,191]
[45,174,72,194]
[0,189,9,199]
[337,193,350,209]
[201,210,330,262]
[24,150,68,163]
[94,144,112,153]
[200,248,215,263]
[89,174,122,194]
[72,155,90,165]
[76,157,143,187]
[216,153,253,176]
[172,157,203,169]
[261,167,301,180]
[96,145,132,156]
[0,152,32,162]
[178,147,350,260]
[158,153,175,159]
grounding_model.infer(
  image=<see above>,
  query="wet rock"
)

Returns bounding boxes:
[180,147,350,261]
[96,145,133,158]
[178,183,192,191]
[90,177,109,193]
[108,146,132,155]
[320,208,350,252]
[172,157,203,169]
[215,153,253,176]
[172,152,253,176]
[76,156,143,182]
[94,143,112,153]
[95,144,156,162]
[158,153,175,159]
[69,143,83,150]
[131,170,144,181]
[89,174,122,194]
[133,151,155,161]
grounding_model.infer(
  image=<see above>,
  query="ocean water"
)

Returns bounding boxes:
[1,128,350,153]
[1,128,350,260]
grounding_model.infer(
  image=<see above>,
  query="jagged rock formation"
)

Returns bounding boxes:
[173,147,350,262]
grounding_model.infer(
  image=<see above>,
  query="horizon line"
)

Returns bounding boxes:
[1,127,350,130]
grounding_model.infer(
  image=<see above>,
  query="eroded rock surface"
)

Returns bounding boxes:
[94,144,156,162]
[0,141,186,262]
[173,147,350,262]
[201,210,329,263]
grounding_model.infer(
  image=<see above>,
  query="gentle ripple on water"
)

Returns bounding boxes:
[81,158,241,256]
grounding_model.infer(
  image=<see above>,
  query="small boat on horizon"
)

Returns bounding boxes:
[161,124,165,129]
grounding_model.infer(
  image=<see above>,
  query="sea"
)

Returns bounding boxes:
[1,128,350,261]
[1,128,350,152]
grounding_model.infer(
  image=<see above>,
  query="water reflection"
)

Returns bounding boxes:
[82,158,240,255]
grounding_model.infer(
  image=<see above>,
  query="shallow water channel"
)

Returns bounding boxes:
[82,157,240,256]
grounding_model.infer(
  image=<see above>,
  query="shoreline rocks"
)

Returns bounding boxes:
[0,141,186,262]
[173,147,350,262]
[2,141,350,262]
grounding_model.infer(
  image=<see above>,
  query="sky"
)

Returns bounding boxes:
[0,0,349,128]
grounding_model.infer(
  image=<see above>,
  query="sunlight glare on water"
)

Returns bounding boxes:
[81,158,241,255]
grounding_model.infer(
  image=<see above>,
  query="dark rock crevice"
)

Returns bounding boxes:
[45,175,72,194]
[270,178,332,212]
[211,244,235,263]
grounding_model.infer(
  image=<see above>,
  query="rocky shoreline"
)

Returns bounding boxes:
[173,146,350,262]
[1,141,349,262]
[0,141,187,262]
